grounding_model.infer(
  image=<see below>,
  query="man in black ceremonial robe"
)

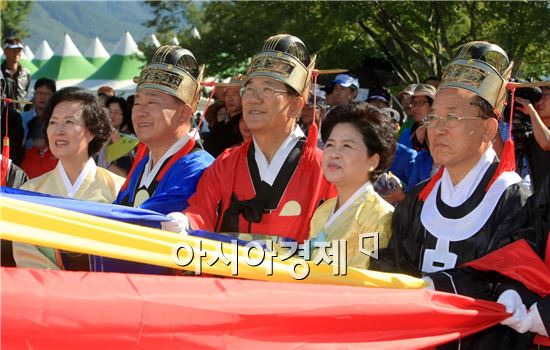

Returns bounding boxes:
[371,41,538,350]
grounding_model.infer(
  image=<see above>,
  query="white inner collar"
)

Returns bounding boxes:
[440,147,496,207]
[420,146,521,241]
[139,130,196,189]
[252,125,305,186]
[57,158,97,198]
[324,181,373,229]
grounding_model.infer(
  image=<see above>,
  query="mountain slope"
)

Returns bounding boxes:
[25,1,153,53]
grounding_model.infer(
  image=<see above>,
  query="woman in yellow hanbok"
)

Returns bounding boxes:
[309,102,397,270]
[13,87,125,270]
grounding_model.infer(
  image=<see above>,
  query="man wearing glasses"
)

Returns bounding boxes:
[163,34,335,243]
[372,41,536,349]
[398,83,436,150]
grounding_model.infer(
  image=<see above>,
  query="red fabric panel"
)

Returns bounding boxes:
[465,239,550,297]
[466,239,550,346]
[535,335,550,346]
[1,267,507,350]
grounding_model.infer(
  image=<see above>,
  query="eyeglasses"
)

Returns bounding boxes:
[424,113,483,129]
[240,86,288,99]
[411,100,429,107]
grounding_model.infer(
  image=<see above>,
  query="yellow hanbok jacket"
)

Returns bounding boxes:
[13,161,125,270]
[309,183,394,270]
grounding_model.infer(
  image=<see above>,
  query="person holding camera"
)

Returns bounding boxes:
[521,85,550,192]
[495,85,550,193]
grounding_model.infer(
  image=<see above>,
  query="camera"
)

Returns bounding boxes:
[503,84,542,122]
[502,82,543,168]
[503,83,542,130]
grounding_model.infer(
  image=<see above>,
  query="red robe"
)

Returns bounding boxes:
[185,137,336,243]
[20,147,58,179]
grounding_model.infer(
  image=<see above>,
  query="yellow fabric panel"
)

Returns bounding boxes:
[1,197,425,289]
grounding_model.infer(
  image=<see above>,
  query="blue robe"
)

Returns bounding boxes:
[406,150,433,193]
[389,143,417,187]
[97,150,214,274]
[398,127,413,149]
[114,151,214,214]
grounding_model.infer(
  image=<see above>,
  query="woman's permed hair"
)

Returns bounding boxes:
[321,102,397,182]
[43,87,113,157]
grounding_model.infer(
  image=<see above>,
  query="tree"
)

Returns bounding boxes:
[140,1,205,65]
[141,1,378,78]
[357,1,550,81]
[140,1,550,81]
[0,1,34,40]
[486,1,550,78]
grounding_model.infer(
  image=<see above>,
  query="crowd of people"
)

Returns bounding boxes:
[1,34,549,349]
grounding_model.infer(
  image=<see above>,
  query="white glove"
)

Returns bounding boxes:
[161,212,190,234]
[497,289,532,333]
[421,276,435,291]
[528,303,549,337]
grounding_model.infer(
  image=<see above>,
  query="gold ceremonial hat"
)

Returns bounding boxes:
[439,41,513,118]
[245,34,316,100]
[133,45,205,109]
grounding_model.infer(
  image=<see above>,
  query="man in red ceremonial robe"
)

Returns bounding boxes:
[162,34,335,242]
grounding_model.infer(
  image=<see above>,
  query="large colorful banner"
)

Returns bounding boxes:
[1,267,508,350]
[2,190,548,348]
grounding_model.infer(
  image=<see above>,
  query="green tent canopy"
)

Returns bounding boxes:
[32,40,54,68]
[20,49,38,75]
[82,32,145,94]
[85,37,110,68]
[33,34,97,89]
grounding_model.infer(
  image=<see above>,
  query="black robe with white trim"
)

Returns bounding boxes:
[371,159,538,350]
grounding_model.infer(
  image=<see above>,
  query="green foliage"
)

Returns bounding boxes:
[141,0,550,81]
[1,0,34,40]
[484,1,550,78]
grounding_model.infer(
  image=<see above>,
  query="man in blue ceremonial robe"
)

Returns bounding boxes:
[97,45,214,273]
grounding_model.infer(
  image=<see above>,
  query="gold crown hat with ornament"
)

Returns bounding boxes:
[245,34,316,100]
[133,45,205,110]
[439,41,513,118]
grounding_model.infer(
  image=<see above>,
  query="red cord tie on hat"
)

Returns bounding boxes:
[485,82,517,190]
[1,100,11,186]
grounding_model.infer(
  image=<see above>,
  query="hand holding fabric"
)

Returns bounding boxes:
[497,289,532,333]
[161,212,190,234]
